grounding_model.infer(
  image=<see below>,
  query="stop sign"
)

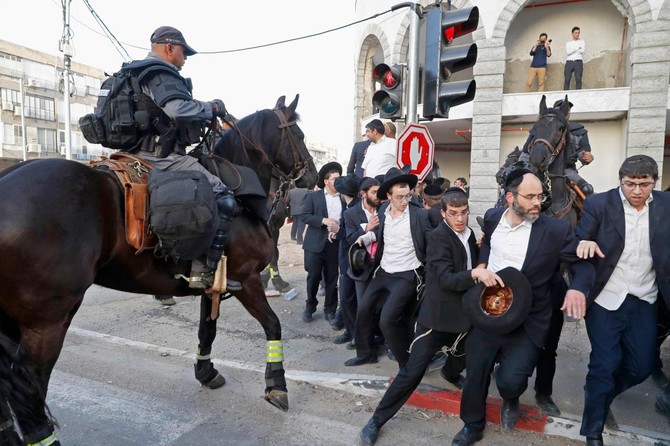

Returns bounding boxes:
[396,124,435,181]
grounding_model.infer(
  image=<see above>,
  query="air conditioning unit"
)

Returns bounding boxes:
[27,143,42,153]
[1,102,14,111]
[30,79,39,87]
[14,106,22,117]
[59,145,66,155]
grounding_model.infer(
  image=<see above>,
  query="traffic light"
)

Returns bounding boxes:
[372,63,403,120]
[423,5,479,119]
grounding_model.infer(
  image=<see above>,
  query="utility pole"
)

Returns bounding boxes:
[60,0,73,160]
[391,2,422,126]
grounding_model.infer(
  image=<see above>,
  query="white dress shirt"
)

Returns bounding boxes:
[362,136,397,178]
[487,209,533,273]
[595,188,657,310]
[324,189,342,220]
[380,205,421,273]
[565,39,585,61]
[447,221,473,269]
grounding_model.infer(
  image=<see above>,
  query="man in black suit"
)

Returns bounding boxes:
[347,139,370,178]
[422,183,444,229]
[332,175,362,344]
[575,155,670,446]
[359,188,503,445]
[300,162,345,323]
[452,170,594,446]
[345,166,432,369]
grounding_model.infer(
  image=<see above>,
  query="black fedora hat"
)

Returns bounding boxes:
[334,175,361,197]
[462,267,532,335]
[377,165,418,199]
[422,183,443,198]
[317,161,343,189]
[348,243,372,279]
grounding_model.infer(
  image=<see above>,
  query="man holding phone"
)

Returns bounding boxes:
[525,33,552,92]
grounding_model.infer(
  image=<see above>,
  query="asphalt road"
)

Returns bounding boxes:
[46,225,670,445]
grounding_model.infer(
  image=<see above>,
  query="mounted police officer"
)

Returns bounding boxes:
[522,99,594,196]
[125,26,240,291]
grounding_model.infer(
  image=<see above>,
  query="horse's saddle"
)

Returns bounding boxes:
[91,152,157,254]
[91,152,270,254]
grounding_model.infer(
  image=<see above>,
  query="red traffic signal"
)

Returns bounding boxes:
[372,63,404,120]
[423,5,479,119]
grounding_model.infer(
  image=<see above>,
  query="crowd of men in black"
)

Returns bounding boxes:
[291,143,670,446]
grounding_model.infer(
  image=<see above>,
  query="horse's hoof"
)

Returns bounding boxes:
[202,372,226,389]
[264,389,289,411]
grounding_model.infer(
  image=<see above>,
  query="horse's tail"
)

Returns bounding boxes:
[0,329,58,441]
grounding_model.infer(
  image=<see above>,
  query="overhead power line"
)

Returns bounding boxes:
[81,0,131,61]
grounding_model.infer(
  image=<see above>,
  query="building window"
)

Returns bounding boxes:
[2,124,22,145]
[25,95,55,121]
[0,52,21,62]
[37,128,57,151]
[1,88,21,105]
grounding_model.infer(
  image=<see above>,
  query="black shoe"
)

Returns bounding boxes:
[373,335,385,347]
[359,418,381,445]
[226,279,242,291]
[651,368,670,391]
[346,341,356,350]
[500,398,520,431]
[302,308,315,323]
[386,347,395,361]
[344,354,378,367]
[324,312,336,323]
[440,368,465,390]
[585,435,604,446]
[535,393,561,416]
[426,351,447,373]
[451,426,483,446]
[333,332,352,344]
[329,314,344,331]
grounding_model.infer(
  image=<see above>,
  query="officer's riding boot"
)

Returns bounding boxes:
[189,190,242,291]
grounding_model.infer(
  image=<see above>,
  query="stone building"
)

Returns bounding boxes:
[353,0,670,218]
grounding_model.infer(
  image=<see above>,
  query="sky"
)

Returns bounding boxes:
[1,0,359,161]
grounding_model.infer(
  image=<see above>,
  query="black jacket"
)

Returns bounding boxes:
[300,190,346,254]
[418,221,478,333]
[372,201,431,270]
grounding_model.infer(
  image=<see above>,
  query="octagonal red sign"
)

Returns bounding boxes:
[396,124,435,181]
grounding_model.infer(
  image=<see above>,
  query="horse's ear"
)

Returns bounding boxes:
[275,96,286,110]
[539,95,547,114]
[560,94,571,116]
[287,94,300,114]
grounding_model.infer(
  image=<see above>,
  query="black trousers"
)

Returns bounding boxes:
[372,323,466,426]
[581,296,657,437]
[534,271,567,396]
[339,271,357,336]
[460,327,540,432]
[564,60,583,90]
[290,217,306,242]
[354,269,418,367]
[304,241,339,315]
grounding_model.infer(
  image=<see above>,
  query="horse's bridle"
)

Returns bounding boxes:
[271,108,312,183]
[529,111,569,167]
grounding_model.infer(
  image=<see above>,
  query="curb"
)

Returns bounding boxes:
[403,384,670,446]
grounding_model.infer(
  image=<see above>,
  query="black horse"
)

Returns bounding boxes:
[496,95,580,227]
[0,95,316,444]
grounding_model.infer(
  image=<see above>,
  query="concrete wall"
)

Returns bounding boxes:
[504,0,629,93]
[435,151,471,186]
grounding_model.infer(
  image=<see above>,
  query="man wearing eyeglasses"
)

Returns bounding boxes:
[452,169,594,446]
[575,155,670,446]
[359,187,503,445]
[345,166,431,369]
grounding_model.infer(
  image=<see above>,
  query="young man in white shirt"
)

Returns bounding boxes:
[564,26,585,90]
[362,119,397,178]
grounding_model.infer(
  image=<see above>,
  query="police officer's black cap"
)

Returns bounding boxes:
[553,99,574,108]
[150,26,197,56]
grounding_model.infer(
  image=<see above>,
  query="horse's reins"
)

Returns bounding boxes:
[529,111,569,167]
[198,110,312,224]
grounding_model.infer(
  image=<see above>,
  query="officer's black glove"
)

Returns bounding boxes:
[577,178,594,196]
[210,99,227,119]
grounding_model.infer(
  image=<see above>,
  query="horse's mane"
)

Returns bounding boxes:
[212,106,301,166]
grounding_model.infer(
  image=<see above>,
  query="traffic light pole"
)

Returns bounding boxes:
[391,2,422,126]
